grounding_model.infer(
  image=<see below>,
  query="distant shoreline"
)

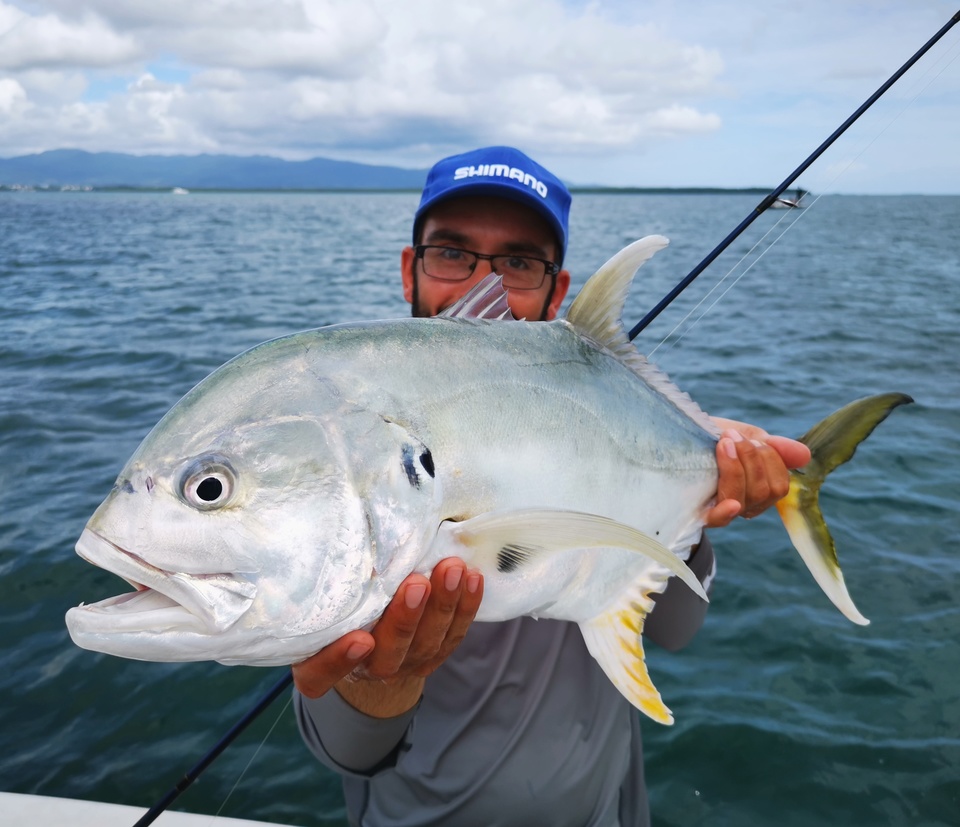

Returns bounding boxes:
[0,184,780,195]
[3,151,955,196]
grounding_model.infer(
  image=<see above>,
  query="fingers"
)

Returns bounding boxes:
[711,433,746,526]
[710,416,768,442]
[704,497,742,528]
[764,434,812,469]
[711,416,811,470]
[365,560,484,681]
[374,559,483,679]
[709,429,791,526]
[291,630,375,699]
[412,560,484,676]
[295,558,484,700]
[361,574,432,681]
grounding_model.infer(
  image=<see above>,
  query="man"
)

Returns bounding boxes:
[292,146,809,825]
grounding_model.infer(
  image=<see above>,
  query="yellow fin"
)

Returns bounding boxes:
[779,392,913,625]
[580,582,674,725]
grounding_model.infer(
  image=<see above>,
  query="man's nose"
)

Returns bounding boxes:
[469,256,498,282]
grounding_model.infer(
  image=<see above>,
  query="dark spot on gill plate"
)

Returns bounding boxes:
[401,444,420,489]
[419,449,435,478]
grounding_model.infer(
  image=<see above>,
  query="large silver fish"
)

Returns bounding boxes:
[65,236,911,724]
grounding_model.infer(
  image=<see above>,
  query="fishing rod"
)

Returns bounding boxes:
[132,670,293,827]
[627,9,960,341]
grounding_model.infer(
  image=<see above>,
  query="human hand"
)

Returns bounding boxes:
[705,417,812,528]
[292,558,483,717]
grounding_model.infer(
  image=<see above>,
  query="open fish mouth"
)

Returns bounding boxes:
[69,528,256,634]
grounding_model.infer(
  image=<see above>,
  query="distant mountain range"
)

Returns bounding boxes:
[0,149,429,191]
[0,148,779,195]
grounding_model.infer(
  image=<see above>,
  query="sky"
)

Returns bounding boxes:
[1,1,958,193]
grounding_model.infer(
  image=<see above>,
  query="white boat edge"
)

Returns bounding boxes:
[0,792,304,826]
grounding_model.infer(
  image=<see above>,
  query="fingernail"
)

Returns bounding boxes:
[466,573,481,594]
[721,437,738,460]
[346,642,372,661]
[444,567,463,592]
[405,583,427,609]
[750,439,764,448]
[726,429,744,442]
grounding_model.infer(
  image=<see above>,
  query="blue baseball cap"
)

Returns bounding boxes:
[413,146,571,264]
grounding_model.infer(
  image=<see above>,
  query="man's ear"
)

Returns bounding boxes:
[544,269,571,320]
[401,246,416,305]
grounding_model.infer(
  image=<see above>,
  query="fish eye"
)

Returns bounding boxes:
[179,456,237,511]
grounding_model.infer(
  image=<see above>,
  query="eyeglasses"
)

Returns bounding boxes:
[414,245,560,290]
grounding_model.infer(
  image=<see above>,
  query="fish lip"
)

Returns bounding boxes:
[72,528,256,633]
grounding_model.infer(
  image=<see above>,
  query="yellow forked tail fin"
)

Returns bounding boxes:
[777,392,913,625]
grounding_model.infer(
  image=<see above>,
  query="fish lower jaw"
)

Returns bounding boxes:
[72,527,256,635]
[67,589,208,634]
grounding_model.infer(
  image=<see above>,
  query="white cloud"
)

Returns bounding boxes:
[0,76,26,113]
[0,0,726,159]
[0,5,142,70]
[0,0,956,191]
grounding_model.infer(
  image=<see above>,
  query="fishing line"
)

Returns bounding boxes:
[889,20,960,105]
[211,693,294,823]
[628,9,960,342]
[799,33,960,199]
[131,670,293,827]
[647,203,814,358]
[647,26,960,358]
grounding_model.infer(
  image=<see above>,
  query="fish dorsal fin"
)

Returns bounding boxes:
[439,274,518,321]
[566,236,718,437]
[580,573,675,724]
[567,235,669,349]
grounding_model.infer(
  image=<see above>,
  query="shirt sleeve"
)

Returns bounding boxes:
[293,686,419,777]
[643,533,715,652]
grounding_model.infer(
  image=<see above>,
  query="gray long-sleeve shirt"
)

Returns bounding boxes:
[295,537,715,827]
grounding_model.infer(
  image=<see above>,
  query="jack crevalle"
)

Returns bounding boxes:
[65,236,912,724]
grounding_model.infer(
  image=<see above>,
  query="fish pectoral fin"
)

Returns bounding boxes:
[435,508,707,601]
[580,585,673,725]
[779,392,913,626]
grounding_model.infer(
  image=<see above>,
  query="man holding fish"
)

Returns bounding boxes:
[292,147,811,826]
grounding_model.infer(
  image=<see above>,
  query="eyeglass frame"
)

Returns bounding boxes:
[413,244,561,291]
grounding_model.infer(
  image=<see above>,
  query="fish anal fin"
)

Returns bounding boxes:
[580,587,673,725]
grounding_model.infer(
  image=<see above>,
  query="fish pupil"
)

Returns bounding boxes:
[196,477,223,502]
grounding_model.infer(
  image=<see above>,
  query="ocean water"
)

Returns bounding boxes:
[1,190,957,826]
